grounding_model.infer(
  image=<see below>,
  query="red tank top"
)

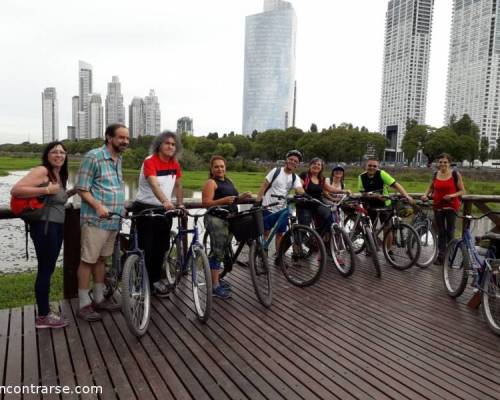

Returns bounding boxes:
[433,176,460,211]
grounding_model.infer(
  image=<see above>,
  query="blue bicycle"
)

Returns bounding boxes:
[163,208,212,322]
[442,210,500,336]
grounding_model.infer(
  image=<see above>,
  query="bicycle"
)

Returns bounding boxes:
[344,194,421,273]
[162,208,212,322]
[203,204,272,307]
[105,208,169,337]
[206,196,327,288]
[411,200,438,268]
[442,210,500,336]
[301,194,356,277]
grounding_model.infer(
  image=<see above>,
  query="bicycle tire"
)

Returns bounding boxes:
[249,239,272,307]
[442,239,469,298]
[329,225,355,277]
[364,226,381,278]
[121,254,151,337]
[278,224,326,287]
[163,233,182,289]
[189,246,212,323]
[344,214,365,254]
[482,268,500,336]
[382,222,421,270]
[104,234,122,299]
[413,223,438,268]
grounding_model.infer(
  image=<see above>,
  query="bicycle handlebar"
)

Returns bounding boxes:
[443,209,500,220]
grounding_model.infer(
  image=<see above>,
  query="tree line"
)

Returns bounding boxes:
[402,114,500,166]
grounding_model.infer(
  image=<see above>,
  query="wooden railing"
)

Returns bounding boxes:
[1,194,499,298]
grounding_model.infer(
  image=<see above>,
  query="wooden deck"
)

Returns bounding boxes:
[1,255,500,400]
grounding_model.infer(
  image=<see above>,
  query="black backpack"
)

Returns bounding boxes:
[432,169,459,191]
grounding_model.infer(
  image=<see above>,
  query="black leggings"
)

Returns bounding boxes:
[29,221,64,317]
[434,209,457,256]
[134,202,173,286]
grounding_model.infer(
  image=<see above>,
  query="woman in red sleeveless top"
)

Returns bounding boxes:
[421,153,465,265]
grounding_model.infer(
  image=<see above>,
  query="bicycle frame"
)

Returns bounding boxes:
[172,213,204,283]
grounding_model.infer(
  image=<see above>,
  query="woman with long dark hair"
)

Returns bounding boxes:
[202,155,251,299]
[11,141,74,328]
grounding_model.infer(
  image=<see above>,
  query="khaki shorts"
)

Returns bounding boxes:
[81,223,118,264]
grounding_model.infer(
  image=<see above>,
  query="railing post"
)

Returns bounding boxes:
[63,206,80,299]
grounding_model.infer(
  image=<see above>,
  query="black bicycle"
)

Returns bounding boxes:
[411,200,438,268]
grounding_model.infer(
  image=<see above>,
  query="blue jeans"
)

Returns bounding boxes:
[29,221,64,316]
[263,209,288,234]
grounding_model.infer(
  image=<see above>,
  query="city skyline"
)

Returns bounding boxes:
[1,0,454,143]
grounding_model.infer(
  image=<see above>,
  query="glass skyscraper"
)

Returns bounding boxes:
[242,0,297,136]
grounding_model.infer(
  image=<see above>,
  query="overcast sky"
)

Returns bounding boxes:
[0,0,453,143]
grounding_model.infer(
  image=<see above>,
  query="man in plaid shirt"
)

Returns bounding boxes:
[75,123,130,321]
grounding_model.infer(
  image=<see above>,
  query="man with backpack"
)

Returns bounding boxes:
[256,150,305,250]
[421,153,465,264]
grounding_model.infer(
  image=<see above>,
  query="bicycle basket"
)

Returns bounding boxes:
[227,208,264,242]
[397,203,414,218]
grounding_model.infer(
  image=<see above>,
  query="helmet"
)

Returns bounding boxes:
[332,165,345,173]
[285,149,303,162]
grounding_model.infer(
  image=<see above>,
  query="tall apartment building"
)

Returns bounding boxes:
[89,94,103,139]
[242,0,297,135]
[105,76,125,127]
[78,60,93,139]
[144,89,161,136]
[129,97,145,138]
[177,117,194,135]
[42,87,59,143]
[445,0,500,149]
[379,0,434,162]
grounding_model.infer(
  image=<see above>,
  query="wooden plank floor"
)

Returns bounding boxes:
[1,254,500,400]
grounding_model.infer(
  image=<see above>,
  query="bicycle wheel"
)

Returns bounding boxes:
[121,254,151,337]
[329,225,355,277]
[163,233,182,289]
[278,224,326,287]
[383,222,421,270]
[249,239,272,307]
[413,223,438,268]
[482,266,500,336]
[344,214,365,254]
[189,246,212,323]
[442,239,469,298]
[364,227,381,278]
[104,234,122,299]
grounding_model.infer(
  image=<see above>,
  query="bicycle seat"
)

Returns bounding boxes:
[479,232,500,241]
[372,208,390,213]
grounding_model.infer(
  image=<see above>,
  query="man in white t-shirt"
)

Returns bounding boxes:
[256,150,304,248]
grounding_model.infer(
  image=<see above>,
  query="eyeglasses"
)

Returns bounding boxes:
[367,164,378,168]
[49,151,66,155]
[164,141,176,146]
[287,158,300,164]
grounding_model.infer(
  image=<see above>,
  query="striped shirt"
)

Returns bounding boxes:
[75,145,125,230]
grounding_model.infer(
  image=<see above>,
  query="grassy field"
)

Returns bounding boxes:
[0,268,63,309]
[0,157,42,176]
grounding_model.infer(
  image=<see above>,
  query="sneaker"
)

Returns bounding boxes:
[153,280,170,298]
[35,312,69,329]
[213,285,231,299]
[94,298,121,312]
[78,304,102,322]
[218,279,231,290]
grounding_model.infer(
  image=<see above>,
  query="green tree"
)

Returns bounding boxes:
[423,127,457,165]
[310,123,318,133]
[479,136,490,165]
[402,124,430,165]
[452,114,480,141]
[214,143,236,159]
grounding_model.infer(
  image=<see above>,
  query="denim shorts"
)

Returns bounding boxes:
[263,209,288,234]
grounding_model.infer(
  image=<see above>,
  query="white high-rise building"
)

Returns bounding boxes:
[144,89,161,136]
[242,0,297,136]
[129,97,145,138]
[445,0,500,149]
[105,76,125,127]
[379,0,434,162]
[89,94,103,139]
[177,117,194,135]
[78,60,93,139]
[42,87,59,143]
[72,96,79,128]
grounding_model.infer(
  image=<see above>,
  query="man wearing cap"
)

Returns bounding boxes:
[256,150,305,249]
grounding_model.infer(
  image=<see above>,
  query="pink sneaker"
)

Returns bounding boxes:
[35,312,69,329]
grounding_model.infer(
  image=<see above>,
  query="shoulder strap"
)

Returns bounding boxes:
[452,170,459,190]
[264,167,282,195]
